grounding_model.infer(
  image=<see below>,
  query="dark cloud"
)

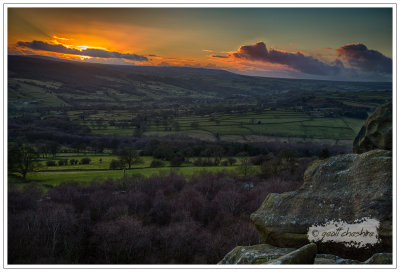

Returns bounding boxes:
[336,43,392,74]
[213,41,392,81]
[229,42,341,76]
[16,40,148,61]
[211,54,229,58]
[157,62,170,66]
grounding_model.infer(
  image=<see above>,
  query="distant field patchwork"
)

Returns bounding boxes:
[68,109,365,140]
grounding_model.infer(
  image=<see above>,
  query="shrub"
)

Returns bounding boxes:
[109,159,123,170]
[170,155,184,167]
[69,159,78,165]
[80,158,91,165]
[58,159,68,166]
[227,157,237,166]
[220,160,229,166]
[259,158,281,178]
[150,159,165,168]
[46,160,56,167]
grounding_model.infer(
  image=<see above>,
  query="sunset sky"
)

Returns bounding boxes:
[8,8,393,81]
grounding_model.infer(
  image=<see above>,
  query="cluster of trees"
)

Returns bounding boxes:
[8,170,305,264]
[8,144,37,179]
[9,111,351,173]
[9,115,126,155]
[46,158,91,167]
[138,138,349,160]
[110,147,143,170]
[8,137,337,180]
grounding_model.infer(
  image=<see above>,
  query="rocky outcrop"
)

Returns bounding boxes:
[218,244,295,264]
[250,149,392,260]
[314,253,392,264]
[218,244,392,265]
[363,253,392,264]
[266,243,317,264]
[353,102,392,154]
[314,254,362,264]
[218,243,317,265]
[219,102,392,265]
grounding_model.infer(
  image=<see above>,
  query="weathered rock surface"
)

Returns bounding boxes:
[363,253,392,264]
[314,254,362,264]
[250,149,392,260]
[218,244,295,264]
[353,102,392,154]
[267,243,317,264]
[314,252,392,264]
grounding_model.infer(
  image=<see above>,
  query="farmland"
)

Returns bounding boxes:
[9,152,245,189]
[7,54,393,266]
[7,56,392,189]
[68,109,364,141]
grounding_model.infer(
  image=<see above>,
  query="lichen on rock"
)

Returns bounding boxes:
[250,149,392,260]
[353,102,392,154]
[217,244,295,264]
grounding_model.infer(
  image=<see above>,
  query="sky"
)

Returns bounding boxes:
[8,8,393,81]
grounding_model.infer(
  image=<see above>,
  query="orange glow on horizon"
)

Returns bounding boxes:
[10,33,291,73]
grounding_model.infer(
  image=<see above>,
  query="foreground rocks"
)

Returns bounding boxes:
[353,102,392,154]
[250,149,392,260]
[314,253,392,264]
[267,243,317,264]
[218,244,295,264]
[363,253,392,264]
[219,244,392,264]
[314,254,362,264]
[218,243,316,264]
[219,102,393,265]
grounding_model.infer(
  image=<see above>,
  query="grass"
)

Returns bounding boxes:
[8,79,67,107]
[36,154,157,170]
[79,109,364,140]
[12,153,245,189]
[8,150,252,190]
[11,165,241,189]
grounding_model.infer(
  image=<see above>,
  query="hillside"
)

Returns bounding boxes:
[8,55,392,144]
[8,55,391,111]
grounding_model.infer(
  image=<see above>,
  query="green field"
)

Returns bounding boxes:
[69,109,364,140]
[22,166,239,187]
[36,154,156,170]
[8,57,391,190]
[9,153,246,189]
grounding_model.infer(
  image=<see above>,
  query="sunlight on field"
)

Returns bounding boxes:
[18,166,240,188]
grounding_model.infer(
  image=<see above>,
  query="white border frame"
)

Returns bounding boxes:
[1,1,397,271]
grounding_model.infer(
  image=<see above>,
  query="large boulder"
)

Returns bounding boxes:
[218,244,295,264]
[314,253,392,264]
[250,149,392,260]
[218,243,317,265]
[353,102,392,154]
[314,254,361,264]
[363,253,392,264]
[266,243,317,264]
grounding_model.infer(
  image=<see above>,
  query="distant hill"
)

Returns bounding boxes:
[8,55,392,110]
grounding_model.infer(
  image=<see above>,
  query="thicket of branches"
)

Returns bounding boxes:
[8,163,310,264]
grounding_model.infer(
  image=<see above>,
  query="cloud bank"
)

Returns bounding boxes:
[16,40,148,61]
[213,41,392,81]
[231,42,342,76]
[336,43,392,74]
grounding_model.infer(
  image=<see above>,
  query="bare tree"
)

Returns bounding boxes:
[9,144,37,179]
[118,147,143,169]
